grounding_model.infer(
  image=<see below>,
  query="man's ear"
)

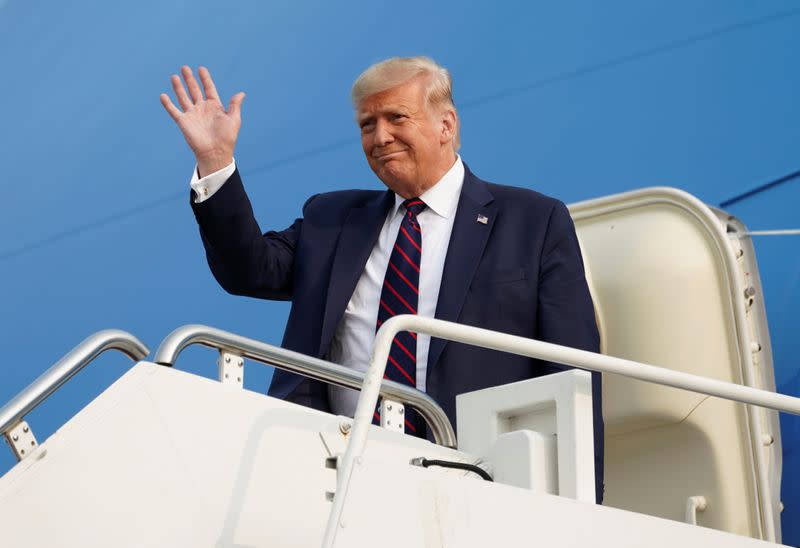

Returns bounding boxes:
[440,108,457,145]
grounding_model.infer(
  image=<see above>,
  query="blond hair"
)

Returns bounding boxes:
[352,56,460,149]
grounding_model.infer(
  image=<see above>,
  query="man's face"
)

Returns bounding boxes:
[357,77,455,198]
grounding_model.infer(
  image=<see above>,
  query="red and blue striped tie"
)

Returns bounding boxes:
[374,198,426,434]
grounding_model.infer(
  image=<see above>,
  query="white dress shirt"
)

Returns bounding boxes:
[189,160,237,203]
[189,157,465,417]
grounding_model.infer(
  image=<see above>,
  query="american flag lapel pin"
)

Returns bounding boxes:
[477,214,488,225]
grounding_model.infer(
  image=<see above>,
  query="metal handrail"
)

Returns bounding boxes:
[322,314,800,547]
[0,330,150,437]
[153,324,457,448]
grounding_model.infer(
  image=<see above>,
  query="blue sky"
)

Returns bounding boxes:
[1,0,798,539]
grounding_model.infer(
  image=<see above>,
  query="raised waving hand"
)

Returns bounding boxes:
[160,66,245,177]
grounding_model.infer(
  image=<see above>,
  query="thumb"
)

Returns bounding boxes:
[228,92,246,118]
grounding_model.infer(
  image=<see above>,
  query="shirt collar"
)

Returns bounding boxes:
[391,156,464,219]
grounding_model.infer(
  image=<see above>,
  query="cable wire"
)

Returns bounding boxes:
[411,457,493,481]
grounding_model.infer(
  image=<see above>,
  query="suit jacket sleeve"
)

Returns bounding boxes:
[536,199,604,503]
[536,200,599,355]
[190,168,311,301]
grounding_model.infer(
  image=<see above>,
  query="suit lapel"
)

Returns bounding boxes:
[428,167,497,371]
[318,190,394,357]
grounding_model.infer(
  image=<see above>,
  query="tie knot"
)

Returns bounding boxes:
[403,198,427,217]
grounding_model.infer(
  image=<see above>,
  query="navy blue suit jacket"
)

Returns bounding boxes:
[191,164,603,502]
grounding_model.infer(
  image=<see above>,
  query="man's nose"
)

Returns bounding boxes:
[373,119,394,147]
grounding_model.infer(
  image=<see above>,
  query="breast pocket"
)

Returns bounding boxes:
[464,267,533,335]
[470,267,527,288]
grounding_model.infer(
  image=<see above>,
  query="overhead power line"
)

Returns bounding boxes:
[719,169,800,208]
[2,7,799,263]
[0,190,185,262]
[459,7,800,110]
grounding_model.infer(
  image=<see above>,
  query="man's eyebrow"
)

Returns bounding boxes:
[357,104,412,124]
[357,113,374,125]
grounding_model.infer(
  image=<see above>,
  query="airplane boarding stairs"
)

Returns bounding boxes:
[0,187,795,547]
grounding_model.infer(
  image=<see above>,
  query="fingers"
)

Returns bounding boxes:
[159,93,182,121]
[228,92,246,117]
[165,65,227,119]
[171,74,192,111]
[198,66,221,103]
[181,65,204,104]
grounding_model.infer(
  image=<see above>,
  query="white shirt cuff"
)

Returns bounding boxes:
[190,159,237,203]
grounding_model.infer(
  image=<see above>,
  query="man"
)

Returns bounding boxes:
[161,57,603,502]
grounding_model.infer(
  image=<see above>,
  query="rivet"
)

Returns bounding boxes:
[744,286,756,298]
[237,377,241,382]
[751,342,762,353]
[339,422,352,435]
[779,501,785,512]
[30,441,35,446]
[22,425,29,433]
[225,356,231,363]
[387,404,393,411]
[12,435,18,442]
[225,373,229,378]
[762,434,774,446]
[399,406,404,414]
[238,360,243,367]
[387,420,391,426]
[20,449,25,455]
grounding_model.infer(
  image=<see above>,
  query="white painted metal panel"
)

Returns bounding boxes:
[333,454,788,548]
[457,370,595,502]
[0,361,466,547]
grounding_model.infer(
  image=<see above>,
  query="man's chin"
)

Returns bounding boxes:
[384,180,421,198]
